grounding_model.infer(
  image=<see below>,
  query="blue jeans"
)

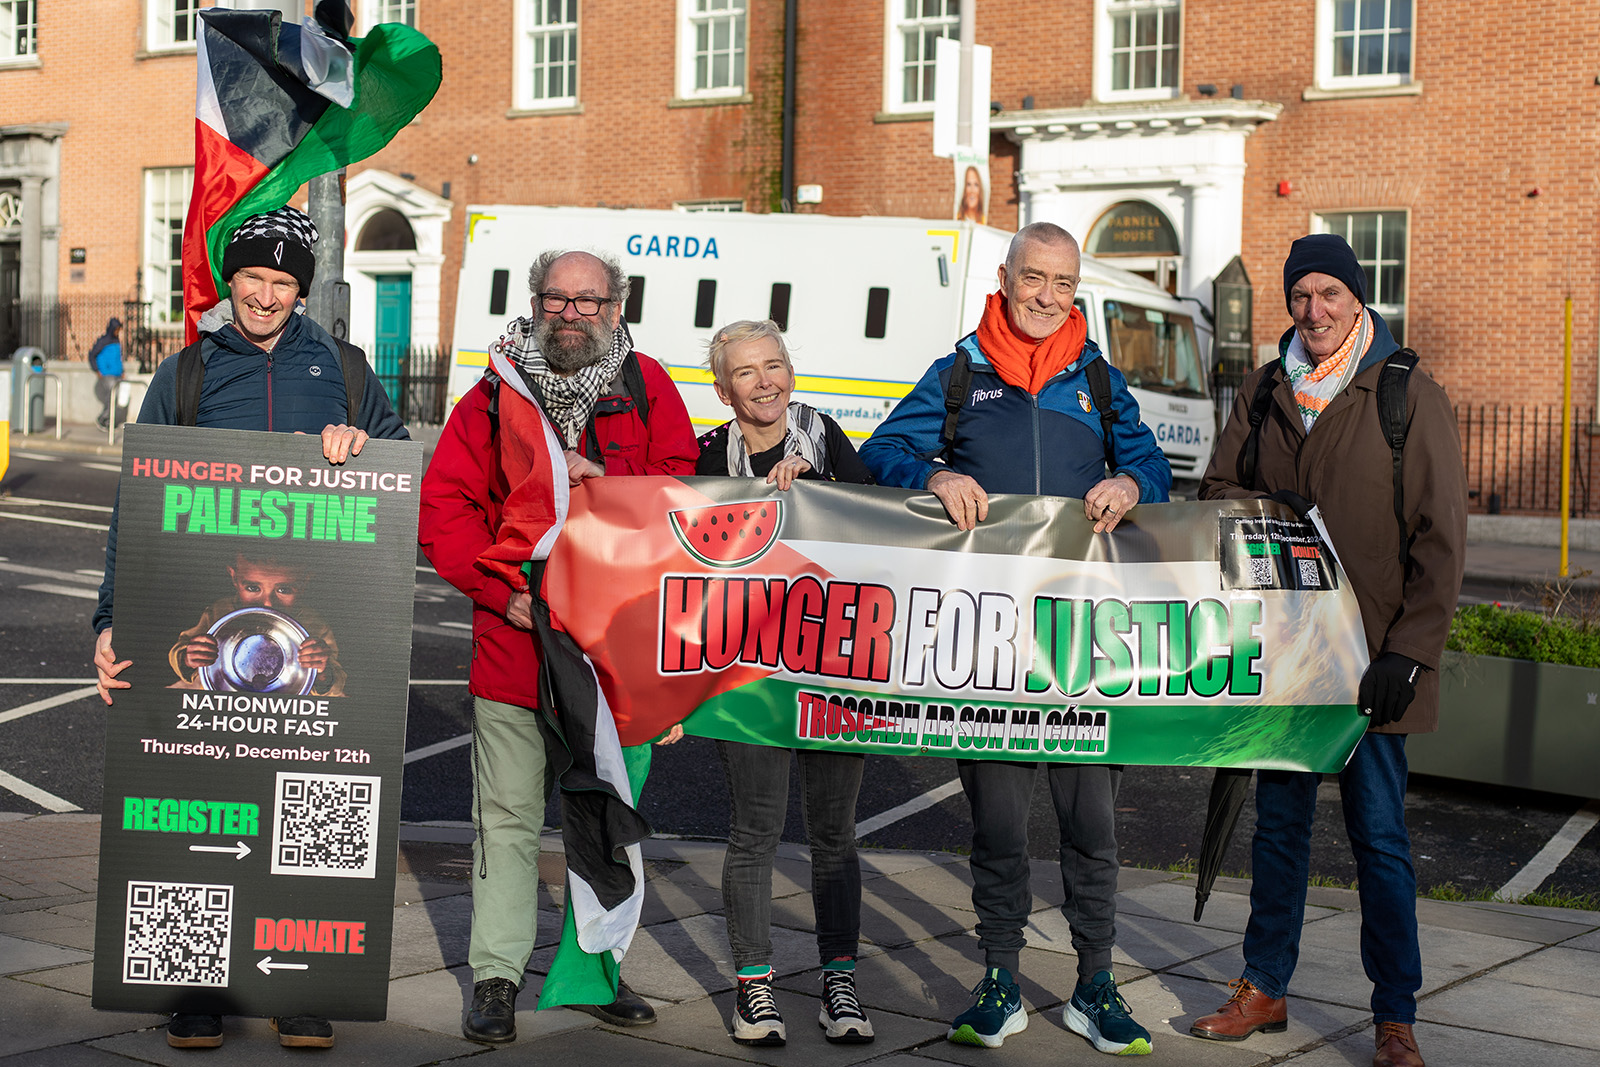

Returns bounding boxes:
[1242,732,1420,1023]
[717,741,864,970]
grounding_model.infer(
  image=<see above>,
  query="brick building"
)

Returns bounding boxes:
[5,1,1598,426]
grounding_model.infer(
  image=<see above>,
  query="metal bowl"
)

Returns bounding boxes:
[199,607,319,695]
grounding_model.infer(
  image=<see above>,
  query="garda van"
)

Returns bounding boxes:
[448,206,1215,478]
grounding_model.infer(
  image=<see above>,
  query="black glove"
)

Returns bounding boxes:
[1268,489,1313,519]
[1358,652,1425,728]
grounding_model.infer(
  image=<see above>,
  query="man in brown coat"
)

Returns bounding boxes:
[1190,234,1466,1067]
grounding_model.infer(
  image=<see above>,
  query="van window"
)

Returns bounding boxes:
[489,270,510,316]
[694,279,717,329]
[769,283,792,331]
[624,276,645,324]
[1101,300,1207,398]
[865,287,889,339]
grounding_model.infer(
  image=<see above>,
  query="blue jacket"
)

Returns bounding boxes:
[860,332,1172,503]
[93,311,408,632]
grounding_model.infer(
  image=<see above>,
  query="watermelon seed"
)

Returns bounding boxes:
[710,514,718,524]
[760,506,769,518]
[739,529,746,538]
[754,526,762,536]
[721,532,728,541]
[700,533,711,544]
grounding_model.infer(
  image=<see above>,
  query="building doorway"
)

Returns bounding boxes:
[373,273,412,405]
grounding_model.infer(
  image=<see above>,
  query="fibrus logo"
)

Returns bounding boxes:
[970,387,1004,404]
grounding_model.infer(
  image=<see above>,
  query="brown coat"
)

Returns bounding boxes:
[1200,332,1467,733]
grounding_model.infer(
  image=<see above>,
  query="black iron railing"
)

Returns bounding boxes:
[6,296,180,372]
[1456,403,1598,517]
[372,344,449,426]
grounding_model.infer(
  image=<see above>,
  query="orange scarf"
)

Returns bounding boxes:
[974,290,1088,395]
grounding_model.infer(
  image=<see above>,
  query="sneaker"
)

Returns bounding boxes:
[166,1013,223,1048]
[269,1014,334,1048]
[947,966,1027,1048]
[1065,971,1152,1056]
[818,970,874,1044]
[730,972,786,1046]
[463,977,518,1043]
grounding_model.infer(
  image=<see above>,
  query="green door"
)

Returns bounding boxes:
[374,274,412,405]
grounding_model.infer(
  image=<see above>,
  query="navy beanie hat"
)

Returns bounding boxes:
[222,206,318,294]
[1283,233,1365,310]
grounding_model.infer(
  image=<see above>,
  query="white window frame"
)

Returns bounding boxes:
[1093,0,1182,103]
[0,0,39,64]
[364,0,416,29]
[676,0,747,101]
[1313,0,1413,92]
[674,198,744,213]
[147,1,301,54]
[882,0,960,116]
[144,167,193,326]
[1313,209,1409,345]
[513,0,579,111]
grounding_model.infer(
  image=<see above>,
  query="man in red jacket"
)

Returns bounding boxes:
[419,250,698,1044]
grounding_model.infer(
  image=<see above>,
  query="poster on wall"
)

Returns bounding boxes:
[91,425,422,1020]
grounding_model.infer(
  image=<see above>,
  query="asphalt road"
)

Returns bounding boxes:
[2,446,1596,903]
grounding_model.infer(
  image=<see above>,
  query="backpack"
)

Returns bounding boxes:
[1239,349,1419,566]
[174,336,369,427]
[939,345,1119,471]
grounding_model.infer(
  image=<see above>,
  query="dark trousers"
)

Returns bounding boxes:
[959,759,1122,984]
[717,741,864,970]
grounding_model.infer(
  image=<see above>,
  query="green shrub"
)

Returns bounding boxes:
[1447,603,1600,668]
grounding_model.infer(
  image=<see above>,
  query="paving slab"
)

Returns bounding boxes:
[385,892,476,979]
[1025,907,1242,973]
[640,869,725,925]
[1138,971,1367,1060]
[0,931,91,975]
[0,1043,165,1067]
[771,884,970,950]
[90,1016,475,1067]
[1293,1021,1600,1067]
[845,932,1088,1019]
[1413,896,1593,944]
[1563,927,1600,951]
[0,979,163,1058]
[474,1021,750,1065]
[1483,945,1600,997]
[385,963,600,1043]
[1116,879,1338,934]
[11,959,93,996]
[1420,976,1600,1050]
[857,850,966,880]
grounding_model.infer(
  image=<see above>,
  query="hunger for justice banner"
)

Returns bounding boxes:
[92,426,422,1020]
[539,477,1371,773]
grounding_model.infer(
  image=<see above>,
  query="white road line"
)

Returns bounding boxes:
[404,733,471,763]
[82,463,124,474]
[415,564,437,574]
[855,777,965,838]
[0,769,82,812]
[0,495,114,513]
[408,679,468,685]
[0,679,97,684]
[440,621,472,629]
[415,623,472,639]
[1496,800,1600,901]
[7,451,61,462]
[0,511,110,532]
[20,583,99,600]
[0,686,101,726]
[0,560,102,584]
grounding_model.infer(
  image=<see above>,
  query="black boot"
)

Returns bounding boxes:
[569,979,657,1026]
[464,977,519,1043]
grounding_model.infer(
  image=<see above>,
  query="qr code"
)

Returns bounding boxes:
[123,881,232,987]
[270,772,381,880]
[1298,558,1322,588]
[1249,557,1274,586]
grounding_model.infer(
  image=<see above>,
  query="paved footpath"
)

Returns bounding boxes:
[2,814,1597,1066]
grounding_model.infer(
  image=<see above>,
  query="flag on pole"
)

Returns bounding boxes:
[181,9,441,342]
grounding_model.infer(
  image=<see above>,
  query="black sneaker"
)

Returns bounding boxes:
[818,970,874,1044]
[463,977,518,1044]
[730,974,786,1046]
[166,1013,223,1048]
[269,1015,334,1048]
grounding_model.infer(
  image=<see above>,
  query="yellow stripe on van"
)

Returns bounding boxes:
[667,365,912,401]
[926,228,960,264]
[467,213,497,242]
[456,350,490,367]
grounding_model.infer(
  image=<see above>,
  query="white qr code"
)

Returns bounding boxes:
[271,772,381,880]
[1298,558,1322,587]
[1248,557,1274,586]
[123,881,232,987]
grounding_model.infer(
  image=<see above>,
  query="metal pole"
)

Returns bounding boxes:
[956,0,976,151]
[306,170,350,340]
[780,0,797,212]
[1561,295,1574,575]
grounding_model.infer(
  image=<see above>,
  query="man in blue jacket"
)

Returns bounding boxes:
[91,206,408,1052]
[861,222,1170,1056]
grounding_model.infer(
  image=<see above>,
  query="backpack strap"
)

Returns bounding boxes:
[334,339,368,426]
[174,340,207,427]
[1378,348,1419,567]
[584,351,650,458]
[1240,358,1284,490]
[938,346,973,462]
[1085,355,1117,472]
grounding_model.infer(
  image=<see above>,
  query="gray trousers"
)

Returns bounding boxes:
[958,759,1122,984]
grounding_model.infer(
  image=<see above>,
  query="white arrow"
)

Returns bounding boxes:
[257,956,310,975]
[188,841,252,860]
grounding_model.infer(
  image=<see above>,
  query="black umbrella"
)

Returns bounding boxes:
[1193,767,1253,921]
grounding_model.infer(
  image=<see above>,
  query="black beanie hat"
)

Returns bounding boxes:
[1283,233,1365,310]
[221,207,318,294]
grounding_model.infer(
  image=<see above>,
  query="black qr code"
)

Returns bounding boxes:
[1298,558,1322,587]
[1249,557,1274,586]
[271,772,381,879]
[123,881,232,986]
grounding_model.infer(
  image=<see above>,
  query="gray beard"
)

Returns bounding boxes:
[534,315,609,374]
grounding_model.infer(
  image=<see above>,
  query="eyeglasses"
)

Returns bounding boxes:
[538,292,613,316]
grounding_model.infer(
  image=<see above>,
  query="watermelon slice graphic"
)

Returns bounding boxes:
[669,500,783,568]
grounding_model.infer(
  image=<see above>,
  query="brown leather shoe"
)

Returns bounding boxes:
[1189,978,1288,1041]
[1373,1021,1424,1067]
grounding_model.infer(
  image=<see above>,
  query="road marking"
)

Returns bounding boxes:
[0,679,97,684]
[0,495,114,513]
[82,463,124,474]
[440,621,472,629]
[408,679,468,685]
[7,451,61,462]
[0,560,102,584]
[0,686,101,725]
[0,511,110,532]
[0,769,81,812]
[1496,800,1600,901]
[414,623,471,639]
[20,582,99,600]
[405,733,471,763]
[855,777,965,838]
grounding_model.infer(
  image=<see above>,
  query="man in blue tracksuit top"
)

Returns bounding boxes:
[861,222,1170,1056]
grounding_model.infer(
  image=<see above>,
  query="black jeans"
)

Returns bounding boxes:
[959,759,1122,984]
[716,741,864,969]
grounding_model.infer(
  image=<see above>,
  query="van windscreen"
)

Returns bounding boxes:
[1101,301,1207,399]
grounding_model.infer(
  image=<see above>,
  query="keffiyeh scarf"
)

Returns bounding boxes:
[489,315,630,447]
[724,401,832,479]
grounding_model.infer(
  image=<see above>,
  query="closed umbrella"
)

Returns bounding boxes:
[1193,767,1253,921]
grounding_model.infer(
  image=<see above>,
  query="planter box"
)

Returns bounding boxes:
[1407,651,1600,798]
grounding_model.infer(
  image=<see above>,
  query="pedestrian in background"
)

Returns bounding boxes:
[88,316,123,429]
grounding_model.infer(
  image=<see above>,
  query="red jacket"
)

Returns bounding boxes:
[419,353,699,707]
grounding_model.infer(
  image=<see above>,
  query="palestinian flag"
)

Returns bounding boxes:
[181,8,441,341]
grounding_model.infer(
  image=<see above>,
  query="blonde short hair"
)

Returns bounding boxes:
[706,319,792,387]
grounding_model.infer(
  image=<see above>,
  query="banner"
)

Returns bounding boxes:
[92,426,422,1020]
[541,478,1371,773]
